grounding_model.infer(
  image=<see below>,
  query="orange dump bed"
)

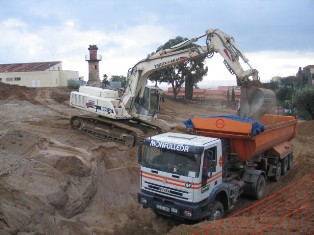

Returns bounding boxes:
[190,114,298,161]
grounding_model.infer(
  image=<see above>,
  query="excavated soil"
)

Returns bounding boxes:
[0,82,313,235]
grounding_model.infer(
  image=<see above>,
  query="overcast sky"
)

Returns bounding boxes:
[0,0,313,88]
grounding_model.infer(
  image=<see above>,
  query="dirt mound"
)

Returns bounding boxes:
[0,132,98,234]
[297,120,314,136]
[54,155,92,176]
[92,142,138,170]
[0,82,71,105]
[0,82,38,103]
[0,129,41,155]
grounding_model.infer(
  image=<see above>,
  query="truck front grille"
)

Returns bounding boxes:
[144,181,189,200]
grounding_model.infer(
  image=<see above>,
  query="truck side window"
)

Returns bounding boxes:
[203,147,217,174]
[201,147,218,188]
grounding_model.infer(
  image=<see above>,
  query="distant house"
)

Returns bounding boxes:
[296,65,314,86]
[166,86,241,102]
[0,61,81,88]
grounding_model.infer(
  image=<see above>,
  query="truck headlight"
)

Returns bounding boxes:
[140,197,147,204]
[183,209,192,217]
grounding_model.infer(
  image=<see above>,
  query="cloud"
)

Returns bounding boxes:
[1,18,27,28]
[246,51,314,79]
[0,18,174,80]
[198,50,314,88]
[0,16,312,89]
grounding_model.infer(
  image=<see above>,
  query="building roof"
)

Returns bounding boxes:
[303,65,314,69]
[0,61,61,73]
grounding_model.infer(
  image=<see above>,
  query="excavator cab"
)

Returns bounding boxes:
[136,86,160,117]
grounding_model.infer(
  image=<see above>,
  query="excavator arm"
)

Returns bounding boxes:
[205,29,276,119]
[206,29,259,82]
[122,29,275,120]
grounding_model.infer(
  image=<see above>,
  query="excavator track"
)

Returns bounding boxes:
[70,115,162,147]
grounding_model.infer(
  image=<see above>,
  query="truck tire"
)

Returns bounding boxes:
[281,157,288,175]
[288,154,293,170]
[209,201,224,221]
[272,161,281,182]
[254,175,266,200]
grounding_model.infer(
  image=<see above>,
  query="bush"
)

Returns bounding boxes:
[292,87,314,120]
[67,81,80,90]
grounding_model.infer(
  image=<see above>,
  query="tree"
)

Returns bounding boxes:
[276,87,293,104]
[102,74,110,88]
[110,75,127,88]
[279,76,296,88]
[276,76,295,105]
[262,80,279,91]
[148,36,208,99]
[231,87,236,106]
[184,57,208,100]
[292,87,314,120]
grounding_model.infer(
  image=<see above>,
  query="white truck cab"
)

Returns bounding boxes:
[138,132,241,221]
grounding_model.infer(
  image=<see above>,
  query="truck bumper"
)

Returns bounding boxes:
[138,190,206,221]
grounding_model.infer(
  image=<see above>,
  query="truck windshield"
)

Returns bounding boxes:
[142,146,201,177]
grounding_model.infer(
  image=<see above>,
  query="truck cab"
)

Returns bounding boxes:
[138,132,241,221]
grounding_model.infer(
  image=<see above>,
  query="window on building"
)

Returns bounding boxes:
[14,77,21,81]
[0,78,2,81]
[6,77,13,82]
[95,65,97,70]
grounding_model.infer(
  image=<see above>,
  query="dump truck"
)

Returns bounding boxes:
[137,114,298,221]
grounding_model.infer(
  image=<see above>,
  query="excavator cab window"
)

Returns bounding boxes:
[148,89,160,115]
[137,87,160,116]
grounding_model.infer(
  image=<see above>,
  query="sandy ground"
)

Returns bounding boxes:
[0,83,313,235]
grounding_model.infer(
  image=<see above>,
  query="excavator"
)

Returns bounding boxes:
[69,29,276,146]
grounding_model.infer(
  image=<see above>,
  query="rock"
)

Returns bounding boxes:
[46,189,69,209]
[54,155,91,177]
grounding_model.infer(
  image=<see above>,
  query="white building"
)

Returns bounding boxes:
[0,61,81,87]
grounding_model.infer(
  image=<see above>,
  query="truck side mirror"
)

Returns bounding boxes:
[138,142,143,164]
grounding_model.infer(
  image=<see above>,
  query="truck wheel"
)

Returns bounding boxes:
[254,175,266,200]
[209,201,224,221]
[272,161,281,182]
[281,157,288,175]
[288,154,293,170]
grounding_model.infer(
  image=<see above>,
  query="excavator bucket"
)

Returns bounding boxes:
[239,86,276,120]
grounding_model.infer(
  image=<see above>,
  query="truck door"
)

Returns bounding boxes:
[201,147,217,192]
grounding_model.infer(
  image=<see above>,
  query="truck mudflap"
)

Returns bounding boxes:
[138,190,207,221]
